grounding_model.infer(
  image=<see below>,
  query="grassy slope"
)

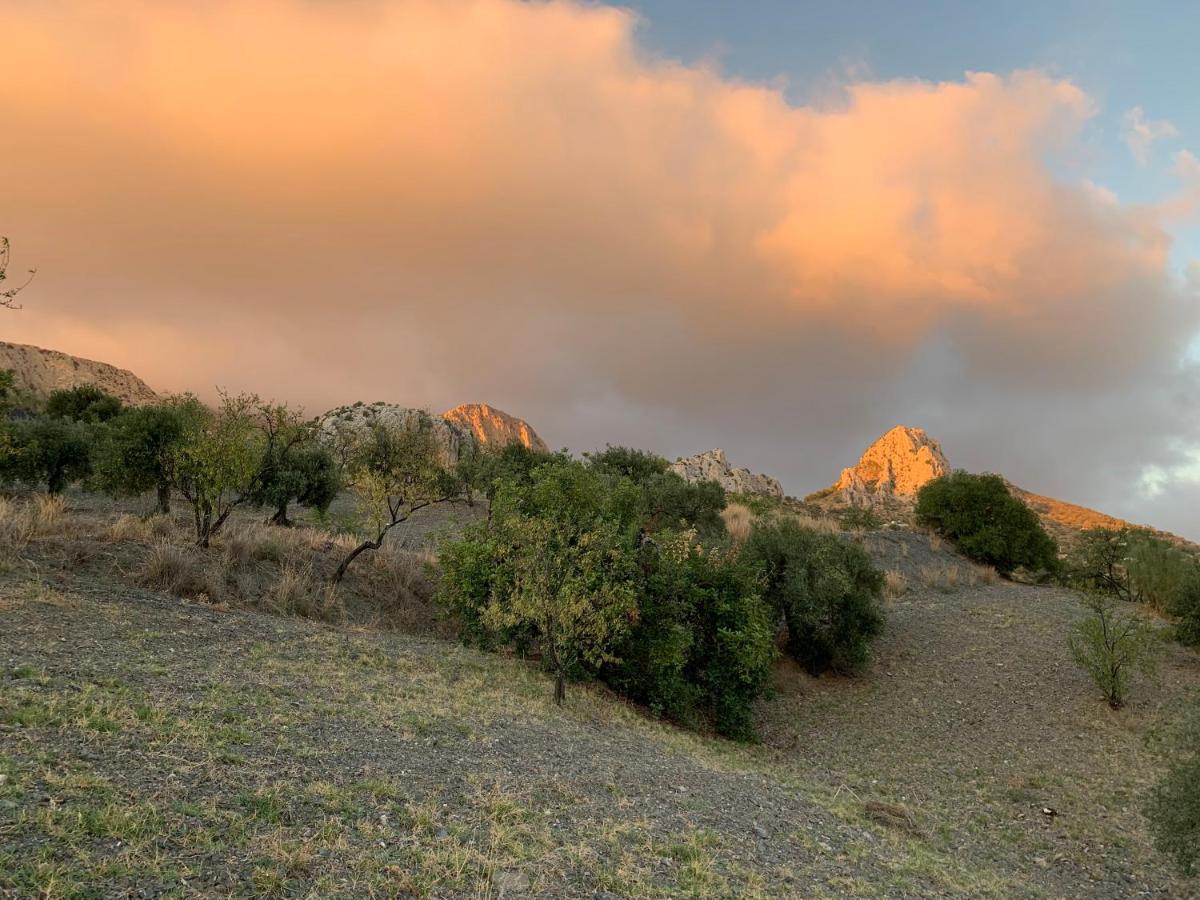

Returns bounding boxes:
[1,504,1198,897]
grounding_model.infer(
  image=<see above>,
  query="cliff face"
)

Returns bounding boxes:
[317,403,473,467]
[669,449,784,498]
[442,403,548,453]
[0,341,158,405]
[833,426,950,505]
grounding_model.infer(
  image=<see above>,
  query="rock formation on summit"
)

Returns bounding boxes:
[670,449,784,498]
[317,403,474,467]
[443,403,547,453]
[832,426,949,506]
[0,340,158,406]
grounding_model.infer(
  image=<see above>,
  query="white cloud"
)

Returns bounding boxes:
[1122,106,1178,165]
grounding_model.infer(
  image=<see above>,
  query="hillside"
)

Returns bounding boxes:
[0,494,1196,896]
[811,425,1197,548]
[0,340,158,405]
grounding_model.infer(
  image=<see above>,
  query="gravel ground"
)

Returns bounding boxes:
[1,513,1198,897]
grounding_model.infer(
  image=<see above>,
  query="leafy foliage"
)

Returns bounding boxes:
[1172,568,1200,648]
[333,414,462,582]
[915,471,1058,575]
[605,533,775,740]
[439,458,773,737]
[0,417,94,494]
[44,385,123,424]
[1146,705,1200,876]
[743,518,885,675]
[584,445,670,482]
[1068,593,1158,708]
[92,399,201,513]
[247,423,341,526]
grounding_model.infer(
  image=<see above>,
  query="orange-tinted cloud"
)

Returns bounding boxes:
[1,0,1197,532]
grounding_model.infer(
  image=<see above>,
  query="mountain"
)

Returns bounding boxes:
[670,448,784,498]
[0,340,158,405]
[442,403,547,453]
[316,403,473,466]
[812,424,1197,549]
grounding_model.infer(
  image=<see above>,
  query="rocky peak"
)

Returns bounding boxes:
[669,448,784,498]
[317,403,475,467]
[0,340,158,406]
[835,426,949,504]
[442,403,548,453]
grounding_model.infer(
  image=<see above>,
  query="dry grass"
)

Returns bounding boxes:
[974,564,1000,585]
[105,513,175,544]
[921,565,961,593]
[720,502,753,542]
[883,569,907,600]
[263,563,342,622]
[138,541,223,602]
[0,497,36,562]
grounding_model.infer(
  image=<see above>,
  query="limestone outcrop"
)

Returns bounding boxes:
[669,449,784,498]
[833,426,949,505]
[0,340,158,405]
[442,403,548,453]
[317,403,474,466]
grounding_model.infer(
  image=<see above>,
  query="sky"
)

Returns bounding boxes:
[1,0,1198,538]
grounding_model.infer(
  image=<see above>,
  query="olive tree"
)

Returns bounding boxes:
[333,415,461,583]
[92,399,202,514]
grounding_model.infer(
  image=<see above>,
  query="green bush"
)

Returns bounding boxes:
[742,518,885,676]
[915,471,1058,575]
[91,399,201,514]
[0,416,94,493]
[839,504,881,531]
[584,445,670,482]
[1068,593,1158,708]
[1146,709,1200,876]
[605,534,775,740]
[438,457,774,739]
[1128,532,1197,613]
[44,385,123,423]
[1172,569,1200,647]
[248,439,341,526]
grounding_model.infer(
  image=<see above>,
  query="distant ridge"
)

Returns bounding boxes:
[442,403,548,453]
[811,424,1198,550]
[0,340,158,405]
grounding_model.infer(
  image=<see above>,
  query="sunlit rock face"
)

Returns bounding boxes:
[317,403,474,467]
[442,403,548,453]
[835,426,950,505]
[669,449,784,498]
[0,340,158,405]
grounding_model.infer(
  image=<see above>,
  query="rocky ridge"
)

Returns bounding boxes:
[833,426,950,506]
[0,340,158,405]
[669,449,784,498]
[442,403,547,453]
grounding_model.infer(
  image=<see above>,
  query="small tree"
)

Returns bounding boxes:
[743,518,886,675]
[1069,593,1158,708]
[585,445,670,482]
[0,417,94,494]
[333,416,461,583]
[439,459,641,704]
[173,394,269,546]
[44,385,123,424]
[1067,528,1141,603]
[915,471,1058,575]
[0,236,35,309]
[250,442,341,526]
[92,399,201,514]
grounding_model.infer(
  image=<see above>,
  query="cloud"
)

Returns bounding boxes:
[1122,106,1179,165]
[1,0,1198,537]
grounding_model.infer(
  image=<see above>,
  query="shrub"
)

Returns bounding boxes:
[839,505,881,531]
[605,534,775,740]
[92,400,200,514]
[1146,711,1200,876]
[44,385,123,423]
[915,471,1058,575]
[0,417,94,493]
[1128,532,1196,613]
[1068,593,1158,708]
[586,446,726,540]
[742,518,885,675]
[1172,568,1200,647]
[248,441,341,527]
[438,460,641,704]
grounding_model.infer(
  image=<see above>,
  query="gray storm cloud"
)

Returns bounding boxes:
[1,0,1197,536]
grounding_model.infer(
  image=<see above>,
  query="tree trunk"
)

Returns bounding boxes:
[156,483,171,516]
[553,670,566,706]
[333,537,383,584]
[270,502,291,527]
